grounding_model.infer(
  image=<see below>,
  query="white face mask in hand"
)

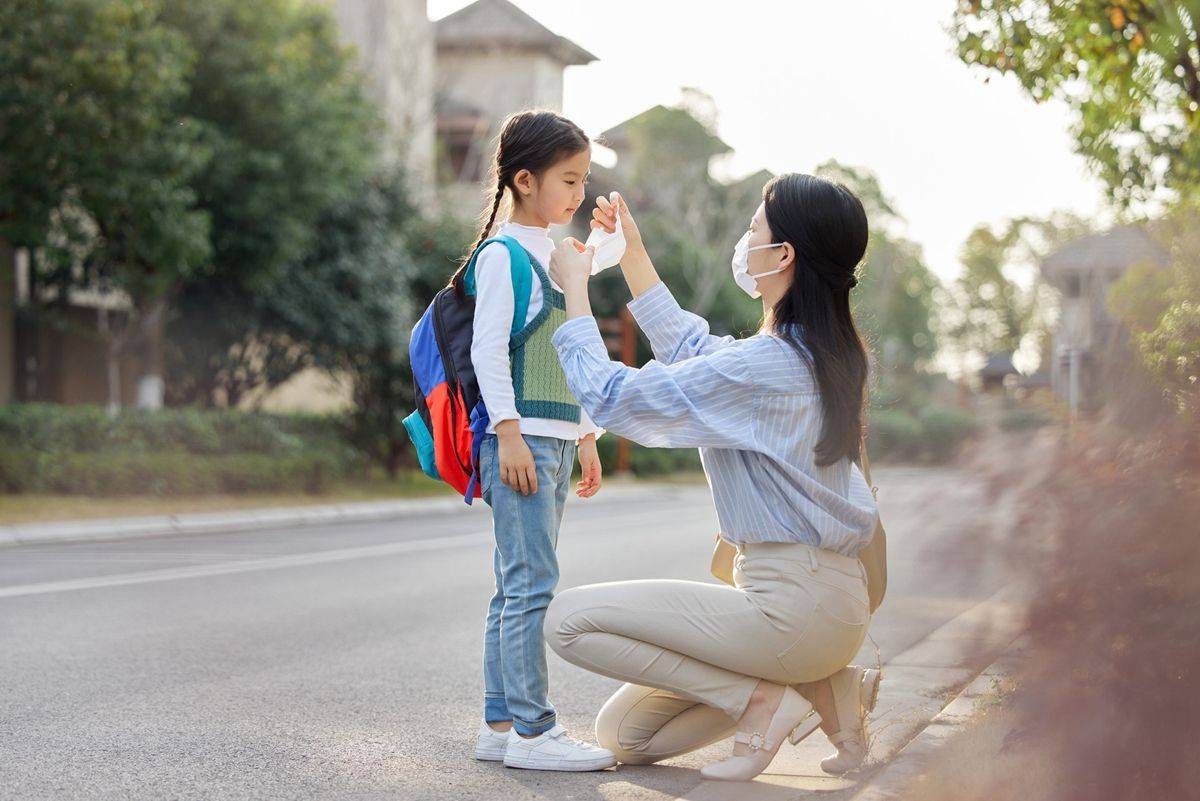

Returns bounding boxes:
[730,230,786,299]
[584,200,626,275]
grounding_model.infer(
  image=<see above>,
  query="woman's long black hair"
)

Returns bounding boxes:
[449,109,590,298]
[762,173,870,466]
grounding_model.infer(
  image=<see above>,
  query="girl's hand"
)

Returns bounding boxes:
[549,238,594,291]
[591,191,643,254]
[496,424,538,495]
[576,435,602,498]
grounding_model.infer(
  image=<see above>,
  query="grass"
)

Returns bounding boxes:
[0,469,454,525]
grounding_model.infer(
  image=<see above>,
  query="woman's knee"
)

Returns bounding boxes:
[543,585,590,656]
[595,692,661,765]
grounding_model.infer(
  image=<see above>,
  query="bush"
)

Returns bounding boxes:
[868,405,978,463]
[999,406,1051,433]
[593,435,702,477]
[0,449,345,496]
[0,404,361,495]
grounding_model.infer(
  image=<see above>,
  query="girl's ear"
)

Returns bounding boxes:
[513,168,534,197]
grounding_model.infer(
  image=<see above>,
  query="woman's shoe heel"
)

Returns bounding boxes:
[787,711,823,745]
[699,687,817,782]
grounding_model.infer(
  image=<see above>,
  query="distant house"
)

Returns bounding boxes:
[434,0,596,187]
[1040,225,1168,412]
[979,351,1020,393]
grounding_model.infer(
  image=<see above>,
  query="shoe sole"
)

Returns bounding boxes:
[474,744,507,762]
[503,753,617,772]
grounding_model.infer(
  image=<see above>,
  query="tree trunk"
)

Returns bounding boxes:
[136,297,167,409]
[97,308,122,415]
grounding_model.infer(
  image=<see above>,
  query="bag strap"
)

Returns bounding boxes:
[461,235,533,338]
[858,432,878,500]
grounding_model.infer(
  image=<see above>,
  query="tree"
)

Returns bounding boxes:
[946,213,1091,372]
[1109,203,1200,416]
[0,0,210,410]
[163,0,378,405]
[814,161,941,382]
[951,1,1200,207]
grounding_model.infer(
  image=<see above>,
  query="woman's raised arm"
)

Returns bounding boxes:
[593,193,737,364]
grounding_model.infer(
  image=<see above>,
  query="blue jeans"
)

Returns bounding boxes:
[478,432,576,736]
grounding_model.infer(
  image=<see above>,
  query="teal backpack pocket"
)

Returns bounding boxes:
[402,410,440,480]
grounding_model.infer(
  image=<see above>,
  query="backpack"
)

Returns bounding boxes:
[402,236,534,503]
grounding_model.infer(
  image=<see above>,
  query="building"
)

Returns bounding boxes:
[322,0,435,193]
[1040,225,1168,413]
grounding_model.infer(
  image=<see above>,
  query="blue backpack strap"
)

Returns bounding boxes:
[462,235,533,338]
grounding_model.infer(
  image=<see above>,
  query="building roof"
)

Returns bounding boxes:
[980,351,1019,379]
[435,0,597,65]
[1041,224,1168,280]
[598,104,732,155]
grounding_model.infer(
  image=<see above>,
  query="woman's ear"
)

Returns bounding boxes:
[778,241,796,272]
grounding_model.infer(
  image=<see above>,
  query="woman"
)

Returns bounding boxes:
[543,174,880,782]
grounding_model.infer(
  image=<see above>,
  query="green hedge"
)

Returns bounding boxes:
[0,404,361,495]
[868,406,979,463]
[0,403,353,457]
[999,406,1052,433]
[593,435,702,477]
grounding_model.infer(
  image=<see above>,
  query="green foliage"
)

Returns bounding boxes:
[951,1,1200,206]
[160,0,378,287]
[0,0,210,297]
[593,436,702,477]
[0,402,351,454]
[868,406,979,463]
[945,213,1090,372]
[999,405,1053,432]
[1109,204,1200,415]
[0,449,344,495]
[815,161,941,377]
[0,403,360,494]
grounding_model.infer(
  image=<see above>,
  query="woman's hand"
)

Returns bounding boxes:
[591,191,660,298]
[495,420,537,495]
[576,434,602,498]
[592,192,643,255]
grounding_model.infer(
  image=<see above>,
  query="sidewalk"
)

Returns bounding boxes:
[0,481,671,548]
[674,582,1029,801]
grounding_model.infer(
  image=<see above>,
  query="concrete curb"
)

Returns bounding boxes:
[0,482,676,548]
[847,633,1031,801]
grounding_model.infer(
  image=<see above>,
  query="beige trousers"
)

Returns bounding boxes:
[544,541,871,765]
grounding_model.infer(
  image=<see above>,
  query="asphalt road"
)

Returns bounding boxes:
[0,467,1007,801]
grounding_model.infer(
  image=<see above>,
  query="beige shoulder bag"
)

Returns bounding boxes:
[710,436,888,613]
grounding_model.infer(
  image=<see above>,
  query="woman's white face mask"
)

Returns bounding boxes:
[731,230,786,299]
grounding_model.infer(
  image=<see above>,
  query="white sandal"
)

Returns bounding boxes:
[700,686,822,782]
[820,665,881,774]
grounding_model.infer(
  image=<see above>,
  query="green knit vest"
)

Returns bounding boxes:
[510,255,582,423]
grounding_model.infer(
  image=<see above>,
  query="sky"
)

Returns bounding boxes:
[428,0,1111,285]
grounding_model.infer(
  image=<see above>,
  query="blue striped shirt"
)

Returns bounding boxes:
[550,281,878,556]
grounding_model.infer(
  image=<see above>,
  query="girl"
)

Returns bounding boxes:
[457,109,615,772]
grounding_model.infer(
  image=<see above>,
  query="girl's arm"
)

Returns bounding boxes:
[471,244,521,430]
[593,193,737,365]
[471,244,539,495]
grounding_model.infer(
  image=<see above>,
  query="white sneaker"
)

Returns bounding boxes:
[502,724,617,771]
[474,720,510,761]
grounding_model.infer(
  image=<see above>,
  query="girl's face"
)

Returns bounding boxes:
[513,147,591,227]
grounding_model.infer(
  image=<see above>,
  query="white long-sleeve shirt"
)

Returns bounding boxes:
[470,220,604,442]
